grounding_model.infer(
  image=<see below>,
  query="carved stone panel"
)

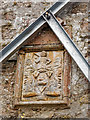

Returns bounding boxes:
[22,51,63,102]
[15,48,71,105]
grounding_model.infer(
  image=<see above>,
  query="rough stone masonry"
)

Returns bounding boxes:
[0,1,89,119]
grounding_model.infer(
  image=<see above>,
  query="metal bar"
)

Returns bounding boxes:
[0,0,71,63]
[42,11,90,81]
[0,17,45,63]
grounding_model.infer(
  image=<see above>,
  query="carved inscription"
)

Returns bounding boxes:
[22,51,64,101]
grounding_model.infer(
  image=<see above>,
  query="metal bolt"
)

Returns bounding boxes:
[45,12,50,20]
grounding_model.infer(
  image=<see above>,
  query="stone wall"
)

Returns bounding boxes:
[0,1,89,119]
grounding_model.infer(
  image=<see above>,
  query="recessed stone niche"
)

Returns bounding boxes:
[14,27,71,107]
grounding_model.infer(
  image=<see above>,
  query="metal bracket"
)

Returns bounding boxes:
[0,0,71,63]
[43,11,90,81]
[0,0,89,81]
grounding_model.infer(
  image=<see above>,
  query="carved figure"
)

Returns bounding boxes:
[22,51,63,100]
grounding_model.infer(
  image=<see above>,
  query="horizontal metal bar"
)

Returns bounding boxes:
[42,11,90,81]
[0,0,71,63]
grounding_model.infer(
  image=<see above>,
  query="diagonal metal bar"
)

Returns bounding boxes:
[0,0,71,63]
[42,11,90,81]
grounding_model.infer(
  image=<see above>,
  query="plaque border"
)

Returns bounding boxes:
[14,45,71,106]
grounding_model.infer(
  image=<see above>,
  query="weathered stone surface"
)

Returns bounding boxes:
[0,1,89,119]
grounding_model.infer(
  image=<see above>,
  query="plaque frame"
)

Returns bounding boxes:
[14,44,71,106]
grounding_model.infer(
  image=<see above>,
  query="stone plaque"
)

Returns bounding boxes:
[22,51,63,102]
[15,46,71,105]
[14,25,72,106]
